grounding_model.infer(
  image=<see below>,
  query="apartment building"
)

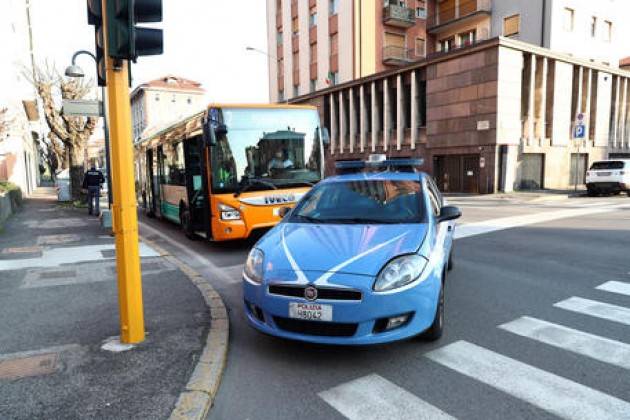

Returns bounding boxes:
[130,76,206,142]
[429,0,628,66]
[266,0,430,102]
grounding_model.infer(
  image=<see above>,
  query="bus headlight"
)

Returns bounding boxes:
[218,203,241,220]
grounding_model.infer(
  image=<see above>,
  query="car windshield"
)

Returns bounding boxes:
[209,107,322,194]
[590,161,625,170]
[289,179,425,224]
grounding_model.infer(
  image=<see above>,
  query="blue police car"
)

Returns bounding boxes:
[242,156,461,345]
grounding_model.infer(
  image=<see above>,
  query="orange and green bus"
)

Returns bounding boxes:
[135,104,327,241]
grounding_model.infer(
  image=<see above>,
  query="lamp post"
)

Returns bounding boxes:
[64,50,113,208]
[245,46,279,62]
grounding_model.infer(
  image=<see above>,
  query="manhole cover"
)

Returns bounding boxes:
[38,270,77,280]
[0,353,58,380]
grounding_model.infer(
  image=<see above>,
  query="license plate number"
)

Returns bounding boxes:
[597,172,612,176]
[289,302,332,322]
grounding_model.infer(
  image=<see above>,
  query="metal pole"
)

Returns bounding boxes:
[103,0,145,344]
[574,137,579,193]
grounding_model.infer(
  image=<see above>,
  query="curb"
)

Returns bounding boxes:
[139,236,229,420]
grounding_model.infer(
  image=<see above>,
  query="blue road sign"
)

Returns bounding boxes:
[574,123,586,139]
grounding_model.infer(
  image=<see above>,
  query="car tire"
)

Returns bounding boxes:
[180,208,195,240]
[422,279,445,342]
[447,250,454,271]
[587,190,597,197]
[627,191,630,197]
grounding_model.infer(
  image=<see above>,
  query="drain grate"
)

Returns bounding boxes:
[0,353,59,380]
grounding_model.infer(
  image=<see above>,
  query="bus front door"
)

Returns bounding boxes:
[183,136,209,238]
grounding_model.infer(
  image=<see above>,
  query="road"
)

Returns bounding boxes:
[139,195,630,420]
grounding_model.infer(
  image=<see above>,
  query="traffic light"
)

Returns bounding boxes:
[106,0,163,61]
[87,0,107,86]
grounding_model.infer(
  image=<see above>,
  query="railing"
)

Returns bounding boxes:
[427,0,491,29]
[383,4,415,28]
[382,46,421,64]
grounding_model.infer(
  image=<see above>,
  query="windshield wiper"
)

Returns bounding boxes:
[234,178,278,197]
[292,214,323,223]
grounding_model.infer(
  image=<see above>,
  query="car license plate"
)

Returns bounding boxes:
[598,172,612,176]
[289,302,332,322]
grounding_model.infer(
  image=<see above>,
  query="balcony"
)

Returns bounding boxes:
[382,46,420,66]
[383,4,415,28]
[428,0,491,33]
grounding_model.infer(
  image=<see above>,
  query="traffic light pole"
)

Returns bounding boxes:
[102,0,145,344]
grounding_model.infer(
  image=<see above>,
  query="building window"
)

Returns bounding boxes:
[503,14,520,37]
[278,58,284,77]
[278,90,284,101]
[563,8,574,31]
[310,79,317,92]
[329,0,339,15]
[415,37,425,57]
[155,94,160,101]
[291,16,299,36]
[330,33,339,55]
[458,30,476,47]
[292,52,299,71]
[327,71,338,85]
[187,97,192,104]
[604,20,612,42]
[310,43,317,63]
[309,10,317,27]
[293,85,299,97]
[438,36,455,52]
[416,1,426,19]
[590,16,597,38]
[277,29,283,45]
[171,95,176,103]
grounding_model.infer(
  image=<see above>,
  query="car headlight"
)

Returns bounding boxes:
[244,248,264,284]
[218,203,241,220]
[373,255,428,292]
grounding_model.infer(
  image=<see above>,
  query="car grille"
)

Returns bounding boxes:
[273,317,358,337]
[268,284,362,301]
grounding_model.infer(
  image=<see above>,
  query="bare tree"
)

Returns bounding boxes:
[0,107,10,139]
[26,62,98,199]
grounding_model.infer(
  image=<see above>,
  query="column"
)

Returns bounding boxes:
[584,68,592,141]
[411,70,418,150]
[360,84,367,153]
[349,87,356,154]
[329,94,337,155]
[613,76,621,149]
[575,66,583,120]
[396,74,404,150]
[383,78,390,151]
[371,81,378,152]
[538,57,548,140]
[620,78,627,147]
[339,90,346,154]
[527,54,536,142]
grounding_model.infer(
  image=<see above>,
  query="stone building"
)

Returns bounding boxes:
[291,37,630,193]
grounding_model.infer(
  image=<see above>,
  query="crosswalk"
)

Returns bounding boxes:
[317,279,630,419]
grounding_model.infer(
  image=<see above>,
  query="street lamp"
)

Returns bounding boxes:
[245,46,280,62]
[64,50,113,208]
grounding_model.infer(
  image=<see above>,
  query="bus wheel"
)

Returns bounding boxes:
[180,208,195,240]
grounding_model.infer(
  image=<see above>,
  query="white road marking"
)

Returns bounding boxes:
[554,297,630,326]
[426,340,630,420]
[318,374,455,420]
[454,204,626,239]
[596,281,630,297]
[139,221,236,283]
[499,316,630,370]
[0,243,159,271]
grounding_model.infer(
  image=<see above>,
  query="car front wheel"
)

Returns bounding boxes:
[422,280,445,341]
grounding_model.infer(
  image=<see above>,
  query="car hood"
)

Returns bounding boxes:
[258,222,427,279]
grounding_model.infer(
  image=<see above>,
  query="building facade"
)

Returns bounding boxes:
[291,37,630,193]
[266,0,429,102]
[130,76,206,142]
[429,0,628,66]
[0,0,42,195]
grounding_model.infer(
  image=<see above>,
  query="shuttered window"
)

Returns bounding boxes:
[503,14,520,37]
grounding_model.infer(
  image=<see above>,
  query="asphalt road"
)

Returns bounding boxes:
[139,195,630,420]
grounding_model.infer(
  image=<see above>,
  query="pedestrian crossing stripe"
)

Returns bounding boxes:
[554,296,630,326]
[318,374,455,420]
[425,340,630,420]
[499,316,630,370]
[596,280,630,297]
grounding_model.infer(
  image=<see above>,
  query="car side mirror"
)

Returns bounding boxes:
[278,206,292,218]
[437,205,461,223]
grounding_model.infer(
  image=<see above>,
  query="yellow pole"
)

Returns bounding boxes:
[102,0,145,344]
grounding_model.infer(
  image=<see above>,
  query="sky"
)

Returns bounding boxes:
[28,0,270,103]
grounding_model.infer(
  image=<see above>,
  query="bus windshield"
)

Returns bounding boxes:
[210,107,322,194]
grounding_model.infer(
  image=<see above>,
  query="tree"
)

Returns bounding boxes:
[0,107,10,139]
[27,63,98,199]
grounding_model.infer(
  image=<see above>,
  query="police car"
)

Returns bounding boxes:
[242,155,461,345]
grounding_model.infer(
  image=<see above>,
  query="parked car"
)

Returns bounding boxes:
[242,156,461,345]
[585,160,630,196]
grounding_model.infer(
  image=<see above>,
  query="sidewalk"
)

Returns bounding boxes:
[0,190,213,419]
[444,188,586,203]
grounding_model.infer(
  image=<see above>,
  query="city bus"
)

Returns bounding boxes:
[135,104,327,241]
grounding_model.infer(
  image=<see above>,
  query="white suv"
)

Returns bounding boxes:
[586,160,630,196]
